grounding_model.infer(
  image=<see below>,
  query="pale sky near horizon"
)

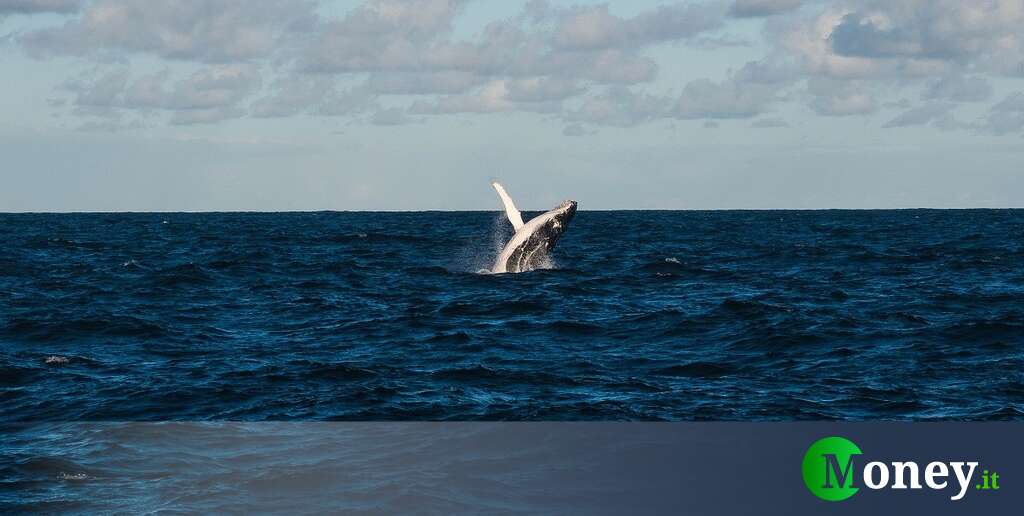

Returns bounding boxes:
[2,0,1023,212]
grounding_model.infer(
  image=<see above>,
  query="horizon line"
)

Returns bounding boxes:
[2,207,1023,214]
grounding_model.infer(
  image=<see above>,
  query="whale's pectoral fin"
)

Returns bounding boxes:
[492,181,524,230]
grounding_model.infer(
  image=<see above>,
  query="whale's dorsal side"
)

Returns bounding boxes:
[492,182,524,231]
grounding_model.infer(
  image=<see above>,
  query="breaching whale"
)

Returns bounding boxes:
[491,182,578,273]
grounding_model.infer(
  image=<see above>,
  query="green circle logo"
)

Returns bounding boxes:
[802,436,863,501]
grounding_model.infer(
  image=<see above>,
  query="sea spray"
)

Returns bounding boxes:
[453,212,512,273]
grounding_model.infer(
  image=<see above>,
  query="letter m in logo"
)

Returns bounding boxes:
[822,454,856,488]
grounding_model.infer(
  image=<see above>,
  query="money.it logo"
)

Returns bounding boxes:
[801,435,1000,502]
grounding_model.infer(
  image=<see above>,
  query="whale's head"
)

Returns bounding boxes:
[547,200,578,235]
[531,199,577,252]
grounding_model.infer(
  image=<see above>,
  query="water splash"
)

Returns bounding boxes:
[457,213,511,273]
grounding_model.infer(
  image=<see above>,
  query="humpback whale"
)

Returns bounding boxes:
[491,182,578,273]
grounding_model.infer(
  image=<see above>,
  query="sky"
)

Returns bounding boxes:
[1,0,1023,211]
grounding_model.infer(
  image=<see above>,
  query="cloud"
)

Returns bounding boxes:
[300,0,467,73]
[365,71,481,95]
[63,68,128,112]
[773,7,894,79]
[810,0,1024,80]
[317,88,378,117]
[403,77,583,117]
[732,58,800,84]
[30,1,760,129]
[10,0,1024,136]
[561,58,792,126]
[0,0,80,14]
[753,1,1024,132]
[60,64,262,124]
[170,106,245,125]
[162,65,261,110]
[829,13,931,59]
[566,86,668,126]
[249,76,334,118]
[297,1,674,86]
[410,79,562,115]
[555,48,660,84]
[923,74,993,103]
[505,76,583,102]
[21,0,315,62]
[750,116,789,127]
[76,118,144,132]
[553,2,727,50]
[982,92,1024,135]
[882,102,955,128]
[562,123,595,136]
[674,74,785,119]
[13,1,768,130]
[673,59,797,121]
[122,70,171,109]
[369,106,420,125]
[807,78,876,116]
[298,0,731,91]
[828,1,1024,65]
[316,87,378,117]
[729,0,802,18]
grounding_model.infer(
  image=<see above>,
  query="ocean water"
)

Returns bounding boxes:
[1,210,1023,421]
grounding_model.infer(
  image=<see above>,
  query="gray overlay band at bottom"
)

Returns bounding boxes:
[2,422,1019,514]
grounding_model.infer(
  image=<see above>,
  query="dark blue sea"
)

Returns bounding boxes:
[2,210,1024,421]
